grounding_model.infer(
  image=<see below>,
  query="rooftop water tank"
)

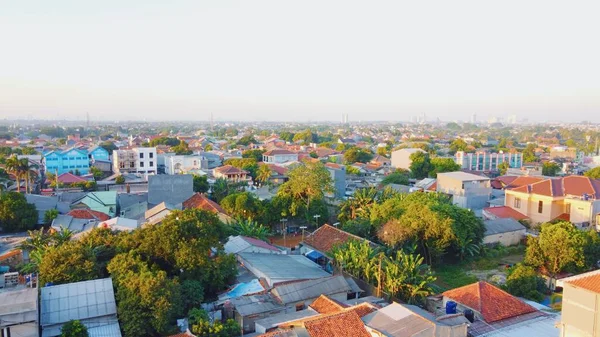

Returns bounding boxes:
[446,301,457,314]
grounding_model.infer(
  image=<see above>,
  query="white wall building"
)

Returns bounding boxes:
[262,149,299,164]
[163,154,207,175]
[390,148,426,170]
[113,147,157,175]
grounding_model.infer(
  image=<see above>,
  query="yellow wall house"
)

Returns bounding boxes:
[504,176,600,228]
[560,270,600,337]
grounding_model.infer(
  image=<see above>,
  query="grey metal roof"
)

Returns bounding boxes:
[254,308,318,331]
[26,194,58,224]
[40,278,117,326]
[230,294,282,316]
[117,193,148,209]
[484,218,526,236]
[238,253,330,284]
[271,276,351,304]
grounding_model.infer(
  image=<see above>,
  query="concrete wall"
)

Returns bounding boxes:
[327,167,346,199]
[147,175,194,205]
[483,229,526,246]
[561,283,600,337]
[391,149,425,170]
[437,176,491,210]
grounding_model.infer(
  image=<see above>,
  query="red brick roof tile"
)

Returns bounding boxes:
[303,310,371,337]
[309,295,347,314]
[67,209,110,221]
[483,206,528,221]
[565,271,600,293]
[303,224,377,254]
[509,176,600,198]
[443,281,537,323]
[182,193,227,215]
[214,165,249,175]
[57,172,87,184]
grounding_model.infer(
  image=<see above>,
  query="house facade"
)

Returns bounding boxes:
[436,172,492,210]
[213,165,251,182]
[455,151,523,171]
[560,270,600,337]
[163,154,207,174]
[504,176,600,226]
[44,148,90,175]
[262,149,299,164]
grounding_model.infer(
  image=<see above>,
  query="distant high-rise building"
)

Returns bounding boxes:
[507,115,517,124]
[471,113,477,124]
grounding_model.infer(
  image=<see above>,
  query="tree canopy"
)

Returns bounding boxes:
[0,192,38,232]
[430,158,460,177]
[277,161,333,217]
[408,152,432,179]
[344,147,373,164]
[585,167,600,179]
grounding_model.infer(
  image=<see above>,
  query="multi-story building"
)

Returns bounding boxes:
[504,175,600,227]
[437,171,492,210]
[324,163,346,199]
[262,149,298,164]
[112,147,157,175]
[44,148,90,175]
[455,151,523,172]
[213,165,251,182]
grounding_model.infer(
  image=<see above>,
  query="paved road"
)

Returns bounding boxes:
[0,232,29,256]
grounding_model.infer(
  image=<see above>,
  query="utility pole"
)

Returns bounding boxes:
[376,253,383,298]
[280,218,288,248]
[313,214,321,228]
[300,226,307,242]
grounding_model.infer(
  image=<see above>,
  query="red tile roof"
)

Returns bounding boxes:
[309,295,348,314]
[67,209,110,221]
[509,176,600,198]
[496,175,518,186]
[565,271,600,293]
[553,213,571,222]
[483,206,528,221]
[241,236,281,252]
[324,163,343,170]
[443,281,537,323]
[263,149,296,156]
[506,176,544,188]
[183,193,227,214]
[303,310,371,337]
[303,224,376,254]
[57,172,87,184]
[214,165,249,175]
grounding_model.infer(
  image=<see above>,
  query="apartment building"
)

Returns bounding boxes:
[162,154,207,174]
[391,148,426,170]
[504,175,600,227]
[455,151,523,171]
[112,147,157,175]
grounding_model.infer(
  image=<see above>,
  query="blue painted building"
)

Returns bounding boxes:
[88,146,110,162]
[44,148,91,175]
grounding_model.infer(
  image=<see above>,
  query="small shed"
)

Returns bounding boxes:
[483,218,526,246]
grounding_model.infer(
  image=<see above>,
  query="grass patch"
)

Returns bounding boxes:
[433,264,478,292]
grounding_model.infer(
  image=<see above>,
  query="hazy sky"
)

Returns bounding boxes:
[1,1,599,122]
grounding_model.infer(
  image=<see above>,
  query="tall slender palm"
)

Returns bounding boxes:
[257,165,272,187]
[5,155,22,192]
[20,159,38,194]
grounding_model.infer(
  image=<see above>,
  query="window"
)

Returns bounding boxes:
[2,326,11,337]
[514,198,521,208]
[140,162,144,167]
[149,161,154,167]
[566,203,571,214]
[140,153,144,159]
[130,162,135,168]
[538,201,543,213]
[149,152,154,158]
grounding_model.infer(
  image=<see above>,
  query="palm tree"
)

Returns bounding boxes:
[17,229,51,252]
[52,227,75,245]
[23,160,39,194]
[5,155,22,192]
[257,165,272,187]
[233,219,271,241]
[339,187,378,222]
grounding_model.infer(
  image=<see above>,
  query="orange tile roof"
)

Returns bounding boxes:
[67,209,110,221]
[309,295,347,314]
[182,193,227,215]
[214,165,249,175]
[443,281,537,323]
[509,176,600,198]
[483,206,528,221]
[565,272,600,293]
[263,149,296,156]
[303,224,376,254]
[303,310,371,337]
[505,176,544,188]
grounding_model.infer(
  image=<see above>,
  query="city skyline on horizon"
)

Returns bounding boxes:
[1,1,599,123]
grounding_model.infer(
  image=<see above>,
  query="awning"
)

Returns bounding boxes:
[305,250,325,262]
